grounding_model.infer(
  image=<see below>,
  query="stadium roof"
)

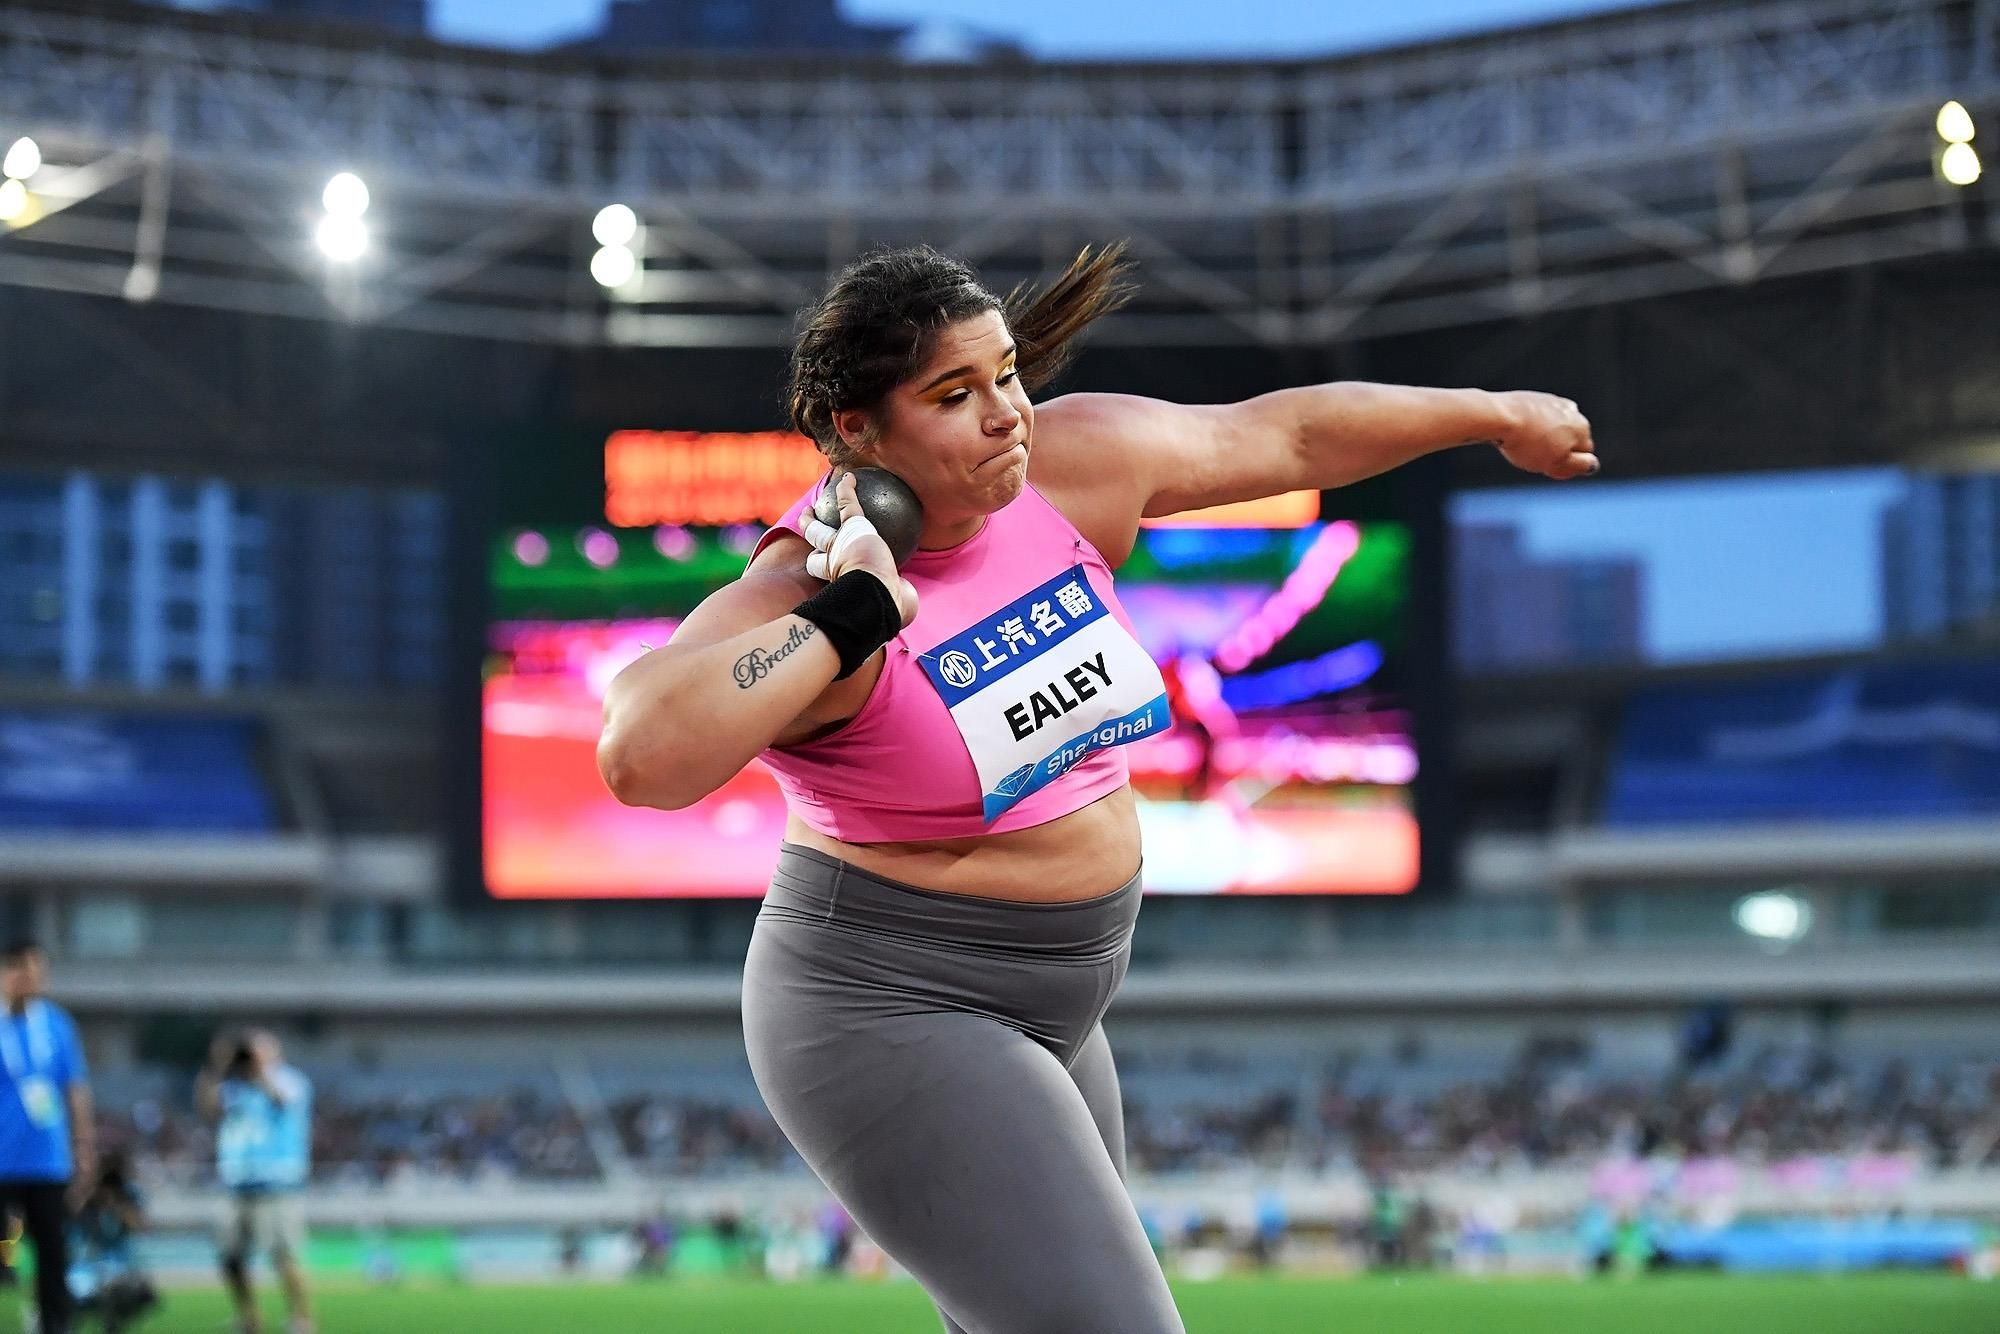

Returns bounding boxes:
[0,0,1992,348]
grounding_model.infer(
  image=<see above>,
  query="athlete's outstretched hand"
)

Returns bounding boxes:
[797,472,920,627]
[1492,391,1599,480]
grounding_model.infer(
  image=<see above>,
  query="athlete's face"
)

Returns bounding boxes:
[834,310,1033,542]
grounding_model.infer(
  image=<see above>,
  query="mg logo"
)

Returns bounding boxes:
[939,650,978,689]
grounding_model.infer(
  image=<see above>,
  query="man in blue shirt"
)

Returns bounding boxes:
[196,1030,313,1334]
[0,940,94,1334]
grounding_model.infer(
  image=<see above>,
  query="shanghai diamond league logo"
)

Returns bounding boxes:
[994,763,1037,797]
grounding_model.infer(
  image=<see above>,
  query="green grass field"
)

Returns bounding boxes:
[6,1273,1995,1333]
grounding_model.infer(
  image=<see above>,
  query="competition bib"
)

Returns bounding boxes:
[917,565,1170,822]
[0,1003,60,1128]
[17,1076,58,1128]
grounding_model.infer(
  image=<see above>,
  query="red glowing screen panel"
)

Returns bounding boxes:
[600,429,1318,531]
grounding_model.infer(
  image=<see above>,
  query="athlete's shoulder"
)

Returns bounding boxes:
[1027,394,1163,567]
[1028,393,1156,472]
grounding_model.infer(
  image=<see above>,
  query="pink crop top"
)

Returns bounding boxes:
[750,476,1170,842]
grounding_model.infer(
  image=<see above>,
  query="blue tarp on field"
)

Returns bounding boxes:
[1656,1218,1977,1272]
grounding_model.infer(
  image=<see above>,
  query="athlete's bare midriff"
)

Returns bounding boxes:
[784,781,1142,902]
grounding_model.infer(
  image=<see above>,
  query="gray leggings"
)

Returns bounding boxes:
[743,844,1184,1334]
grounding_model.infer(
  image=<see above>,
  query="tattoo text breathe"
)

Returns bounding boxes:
[733,623,819,688]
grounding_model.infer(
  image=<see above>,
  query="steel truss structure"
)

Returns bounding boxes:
[0,0,1994,349]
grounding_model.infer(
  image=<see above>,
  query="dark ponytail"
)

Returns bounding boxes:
[1002,242,1136,394]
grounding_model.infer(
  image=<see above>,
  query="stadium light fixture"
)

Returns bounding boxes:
[322,171,371,218]
[2,137,40,181]
[315,213,369,262]
[592,204,639,249]
[1935,102,1982,187]
[0,179,26,222]
[1935,100,1976,145]
[1940,141,1983,188]
[1734,891,1811,944]
[591,244,638,289]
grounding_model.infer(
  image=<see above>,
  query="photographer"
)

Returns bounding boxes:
[68,1149,158,1332]
[195,1031,313,1334]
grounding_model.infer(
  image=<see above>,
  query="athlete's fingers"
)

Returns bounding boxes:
[799,515,838,550]
[804,550,831,581]
[827,516,880,568]
[833,471,862,521]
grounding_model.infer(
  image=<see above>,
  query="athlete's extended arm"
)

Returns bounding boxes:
[1030,384,1596,564]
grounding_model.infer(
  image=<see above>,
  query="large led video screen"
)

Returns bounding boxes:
[478,431,1422,897]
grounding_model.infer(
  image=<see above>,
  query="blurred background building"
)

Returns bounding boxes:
[223,0,428,37]
[1881,470,2000,644]
[594,0,910,56]
[1452,521,1644,670]
[0,0,1996,1300]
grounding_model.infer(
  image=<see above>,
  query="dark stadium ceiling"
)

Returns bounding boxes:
[0,0,1994,351]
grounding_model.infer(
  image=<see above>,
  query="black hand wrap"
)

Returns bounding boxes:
[792,571,901,680]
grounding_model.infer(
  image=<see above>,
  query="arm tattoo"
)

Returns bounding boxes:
[733,622,819,689]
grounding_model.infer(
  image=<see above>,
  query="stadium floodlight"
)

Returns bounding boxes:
[0,178,27,222]
[1935,100,1976,145]
[1734,891,1811,944]
[322,171,370,218]
[123,266,159,304]
[592,203,639,248]
[591,243,637,289]
[1940,141,1983,187]
[314,213,369,262]
[2,137,39,181]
